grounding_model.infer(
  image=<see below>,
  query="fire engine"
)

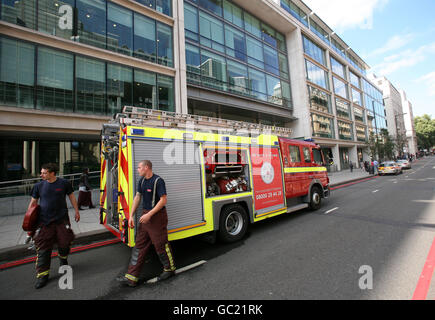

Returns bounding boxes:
[100,106,330,246]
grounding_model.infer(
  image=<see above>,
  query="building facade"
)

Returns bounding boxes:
[370,74,407,157]
[0,0,388,182]
[400,90,418,156]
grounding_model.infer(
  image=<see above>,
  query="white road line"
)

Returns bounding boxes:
[372,189,379,193]
[324,207,339,214]
[146,260,207,284]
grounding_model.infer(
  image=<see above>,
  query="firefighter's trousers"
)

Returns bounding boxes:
[34,218,75,279]
[125,208,176,283]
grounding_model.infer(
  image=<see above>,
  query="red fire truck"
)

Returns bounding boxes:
[100,107,330,246]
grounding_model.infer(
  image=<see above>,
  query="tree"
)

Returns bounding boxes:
[414,115,435,150]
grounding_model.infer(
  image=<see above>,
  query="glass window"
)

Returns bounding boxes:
[225,25,246,62]
[276,32,286,53]
[330,56,346,79]
[227,59,248,95]
[185,44,201,84]
[107,64,132,115]
[223,0,243,28]
[76,0,107,49]
[350,71,360,89]
[76,56,106,115]
[244,12,261,38]
[311,113,334,139]
[199,0,222,16]
[157,75,174,112]
[184,3,199,41]
[200,49,227,91]
[312,148,323,165]
[1,0,36,29]
[280,0,308,27]
[136,0,155,10]
[0,37,35,109]
[281,81,292,108]
[246,36,263,68]
[354,107,364,123]
[335,98,350,119]
[352,88,362,106]
[303,35,325,66]
[248,68,267,101]
[308,86,331,113]
[38,0,74,40]
[134,69,156,109]
[305,60,328,90]
[303,147,311,163]
[156,0,172,16]
[261,23,277,48]
[333,76,348,99]
[264,45,279,76]
[157,22,173,67]
[37,47,74,112]
[199,11,224,52]
[338,121,353,140]
[356,125,366,142]
[266,74,282,105]
[107,3,133,56]
[133,13,156,63]
[278,53,289,80]
[289,145,301,163]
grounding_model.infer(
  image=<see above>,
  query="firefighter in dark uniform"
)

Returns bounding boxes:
[28,163,80,289]
[119,160,176,287]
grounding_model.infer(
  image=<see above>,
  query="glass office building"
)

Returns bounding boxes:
[0,0,387,182]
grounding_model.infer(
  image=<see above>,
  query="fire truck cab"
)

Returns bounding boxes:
[100,107,330,246]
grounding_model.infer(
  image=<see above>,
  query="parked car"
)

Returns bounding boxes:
[378,161,402,175]
[396,159,411,169]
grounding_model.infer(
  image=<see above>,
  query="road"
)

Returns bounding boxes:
[1,156,435,300]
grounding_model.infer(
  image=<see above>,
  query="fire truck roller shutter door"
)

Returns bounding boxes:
[131,139,204,232]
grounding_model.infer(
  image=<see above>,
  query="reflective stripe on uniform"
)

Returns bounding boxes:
[37,270,49,278]
[124,273,139,282]
[164,243,176,272]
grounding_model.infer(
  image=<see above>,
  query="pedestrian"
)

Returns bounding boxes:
[27,163,80,289]
[118,160,176,287]
[349,161,353,172]
[374,159,379,175]
[370,160,374,175]
[77,168,95,210]
[364,161,369,172]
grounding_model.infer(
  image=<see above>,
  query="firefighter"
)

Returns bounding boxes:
[28,163,80,289]
[118,160,176,287]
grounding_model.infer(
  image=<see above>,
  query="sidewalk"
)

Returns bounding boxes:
[0,169,374,263]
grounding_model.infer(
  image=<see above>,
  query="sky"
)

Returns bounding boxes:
[302,0,435,118]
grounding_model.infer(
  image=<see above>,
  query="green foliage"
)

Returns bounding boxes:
[414,115,435,149]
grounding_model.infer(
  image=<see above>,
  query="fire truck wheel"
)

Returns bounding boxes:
[309,186,322,210]
[218,204,248,243]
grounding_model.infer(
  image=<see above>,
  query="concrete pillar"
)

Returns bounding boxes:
[23,141,29,173]
[286,27,311,138]
[349,145,358,169]
[31,141,39,176]
[331,144,340,172]
[174,0,188,114]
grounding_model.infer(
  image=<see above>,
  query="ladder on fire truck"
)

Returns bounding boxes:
[117,106,293,137]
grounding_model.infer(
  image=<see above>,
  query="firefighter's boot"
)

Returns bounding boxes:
[35,275,49,289]
[58,247,70,266]
[157,244,176,281]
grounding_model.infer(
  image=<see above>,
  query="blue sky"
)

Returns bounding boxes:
[303,0,435,118]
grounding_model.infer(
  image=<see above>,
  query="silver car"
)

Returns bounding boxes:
[396,159,411,169]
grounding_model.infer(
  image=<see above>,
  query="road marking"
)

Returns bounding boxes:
[372,189,379,193]
[412,236,435,300]
[412,200,435,203]
[324,207,339,215]
[146,260,207,284]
